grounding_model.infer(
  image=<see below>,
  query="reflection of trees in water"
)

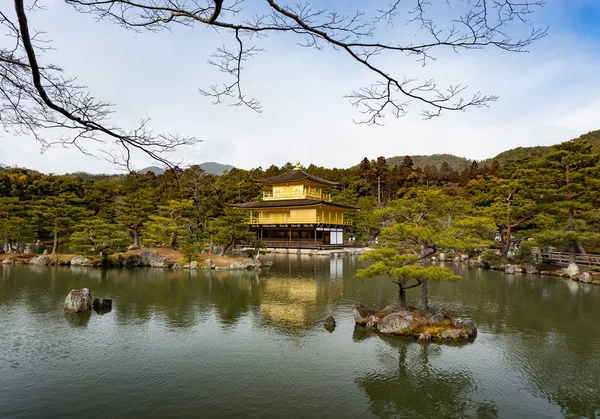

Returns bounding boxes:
[354,329,497,419]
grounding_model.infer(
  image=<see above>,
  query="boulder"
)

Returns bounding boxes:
[172,262,181,269]
[452,318,477,337]
[244,260,261,270]
[514,266,524,273]
[92,297,112,311]
[439,329,469,340]
[228,261,246,270]
[430,256,438,262]
[461,254,469,261]
[366,315,379,329]
[189,260,199,269]
[71,256,90,266]
[454,256,460,262]
[2,259,12,265]
[525,264,539,274]
[64,288,92,313]
[438,252,447,261]
[429,313,445,323]
[566,263,580,278]
[42,249,49,255]
[324,315,336,330]
[23,246,31,254]
[29,255,51,266]
[376,311,413,334]
[260,260,274,268]
[418,331,432,341]
[579,272,592,284]
[140,250,167,267]
[505,264,516,274]
[353,302,376,324]
[204,259,216,269]
[125,254,142,267]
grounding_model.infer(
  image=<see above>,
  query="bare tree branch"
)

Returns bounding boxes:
[1,0,547,161]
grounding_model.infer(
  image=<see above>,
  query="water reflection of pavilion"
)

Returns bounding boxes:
[259,275,341,327]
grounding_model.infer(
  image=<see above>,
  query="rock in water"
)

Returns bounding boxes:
[452,318,478,337]
[439,329,469,340]
[376,311,413,334]
[2,259,12,265]
[439,252,446,261]
[579,272,592,283]
[92,297,112,311]
[71,256,90,266]
[125,254,142,267]
[64,288,92,313]
[29,256,51,266]
[418,331,432,341]
[353,302,376,324]
[505,264,516,274]
[189,260,198,269]
[566,263,580,278]
[140,250,167,267]
[324,315,336,331]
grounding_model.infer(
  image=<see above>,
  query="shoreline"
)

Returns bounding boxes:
[0,248,270,271]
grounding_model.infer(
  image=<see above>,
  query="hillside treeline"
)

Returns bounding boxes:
[0,130,599,262]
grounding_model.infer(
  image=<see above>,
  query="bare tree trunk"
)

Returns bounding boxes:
[132,229,140,249]
[52,225,58,254]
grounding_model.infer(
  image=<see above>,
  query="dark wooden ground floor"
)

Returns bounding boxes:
[249,224,346,249]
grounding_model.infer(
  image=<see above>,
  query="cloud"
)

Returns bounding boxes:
[2,1,599,173]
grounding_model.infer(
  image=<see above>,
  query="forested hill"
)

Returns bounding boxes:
[387,154,471,171]
[387,130,600,169]
[138,162,234,176]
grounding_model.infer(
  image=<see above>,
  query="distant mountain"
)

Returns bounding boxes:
[137,166,165,175]
[387,154,472,171]
[387,130,600,171]
[198,162,234,175]
[137,162,234,176]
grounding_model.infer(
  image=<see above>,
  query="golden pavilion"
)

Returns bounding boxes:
[234,165,359,249]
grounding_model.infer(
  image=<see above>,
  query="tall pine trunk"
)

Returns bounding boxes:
[420,244,429,311]
[132,229,140,249]
[398,284,407,309]
[568,208,577,264]
[170,231,178,250]
[52,224,58,254]
[209,236,214,254]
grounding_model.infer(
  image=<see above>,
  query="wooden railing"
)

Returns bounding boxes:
[535,251,600,266]
[262,191,331,201]
[248,216,352,226]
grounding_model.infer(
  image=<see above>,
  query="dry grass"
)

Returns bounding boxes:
[1,248,251,268]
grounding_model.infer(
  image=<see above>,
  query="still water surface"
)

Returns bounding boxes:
[1,255,600,418]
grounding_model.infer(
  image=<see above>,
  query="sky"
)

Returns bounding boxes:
[1,0,600,174]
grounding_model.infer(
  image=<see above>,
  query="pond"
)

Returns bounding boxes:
[1,255,600,418]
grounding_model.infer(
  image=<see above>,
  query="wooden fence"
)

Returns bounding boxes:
[534,251,600,266]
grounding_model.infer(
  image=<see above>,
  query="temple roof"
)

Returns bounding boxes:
[232,199,359,210]
[253,169,338,186]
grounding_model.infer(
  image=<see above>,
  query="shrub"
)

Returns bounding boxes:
[479,249,502,266]
[515,241,536,264]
